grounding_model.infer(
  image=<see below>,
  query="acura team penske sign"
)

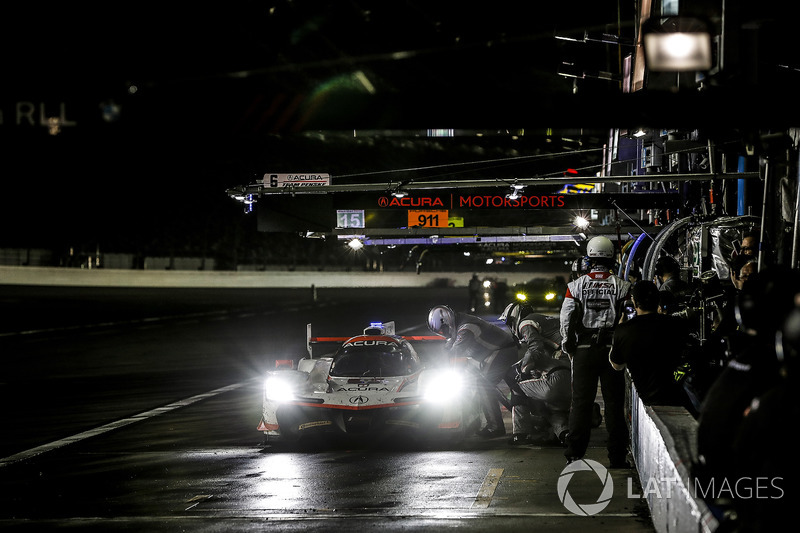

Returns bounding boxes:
[263,173,330,188]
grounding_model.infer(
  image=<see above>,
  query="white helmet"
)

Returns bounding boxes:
[586,236,615,259]
[499,302,532,338]
[427,305,457,339]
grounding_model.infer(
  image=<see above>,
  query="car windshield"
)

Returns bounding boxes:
[330,346,420,377]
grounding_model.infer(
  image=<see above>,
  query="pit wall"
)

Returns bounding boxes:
[629,381,718,532]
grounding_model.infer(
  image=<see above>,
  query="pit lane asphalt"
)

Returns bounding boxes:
[0,285,655,532]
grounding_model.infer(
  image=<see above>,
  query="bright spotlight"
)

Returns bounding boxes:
[347,238,364,250]
[643,16,712,71]
[645,32,711,71]
[573,215,590,230]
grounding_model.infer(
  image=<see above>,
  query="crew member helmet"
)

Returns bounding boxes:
[586,236,615,259]
[570,256,590,280]
[499,302,532,336]
[427,305,457,339]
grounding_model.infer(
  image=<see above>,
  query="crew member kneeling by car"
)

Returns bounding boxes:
[500,302,602,446]
[428,305,518,438]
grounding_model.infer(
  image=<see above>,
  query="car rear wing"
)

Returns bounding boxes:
[306,322,446,358]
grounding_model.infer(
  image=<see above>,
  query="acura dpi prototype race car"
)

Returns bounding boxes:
[257,321,484,446]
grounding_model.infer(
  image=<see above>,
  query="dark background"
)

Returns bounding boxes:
[1,1,795,265]
[0,1,632,252]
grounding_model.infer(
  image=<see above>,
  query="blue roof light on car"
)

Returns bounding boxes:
[363,322,385,335]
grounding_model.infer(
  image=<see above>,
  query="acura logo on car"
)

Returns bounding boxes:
[350,395,368,404]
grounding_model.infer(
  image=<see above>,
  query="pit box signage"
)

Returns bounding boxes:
[263,173,330,188]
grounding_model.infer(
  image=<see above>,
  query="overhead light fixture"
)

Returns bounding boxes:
[506,183,524,200]
[643,16,712,72]
[632,128,647,138]
[389,181,410,198]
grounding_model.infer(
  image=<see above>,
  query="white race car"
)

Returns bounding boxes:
[257,321,483,446]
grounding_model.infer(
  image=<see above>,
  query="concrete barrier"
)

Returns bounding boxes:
[0,265,544,288]
[629,382,718,532]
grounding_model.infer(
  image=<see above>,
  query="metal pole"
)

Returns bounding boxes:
[737,156,747,216]
[610,200,656,239]
[758,158,769,271]
[792,150,800,268]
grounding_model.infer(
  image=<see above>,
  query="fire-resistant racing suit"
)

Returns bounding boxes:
[450,313,519,435]
[559,267,632,465]
[512,313,572,443]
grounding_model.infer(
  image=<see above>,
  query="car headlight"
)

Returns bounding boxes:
[265,376,295,402]
[422,369,464,404]
[545,291,556,301]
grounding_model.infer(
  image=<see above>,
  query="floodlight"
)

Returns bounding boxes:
[574,215,590,230]
[643,17,712,72]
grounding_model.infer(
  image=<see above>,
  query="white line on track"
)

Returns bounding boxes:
[0,381,252,468]
[472,468,504,508]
